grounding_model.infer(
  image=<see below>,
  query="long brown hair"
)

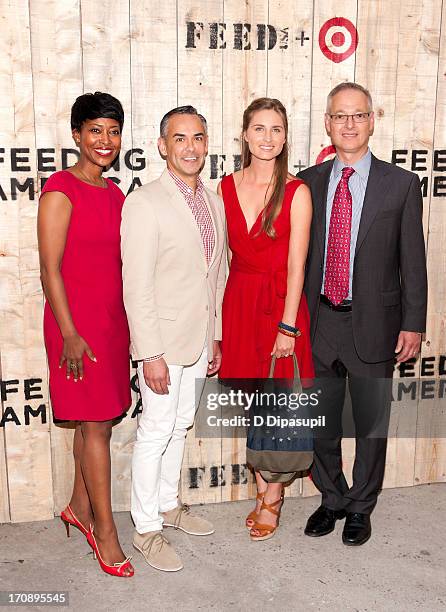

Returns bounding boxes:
[241,97,289,238]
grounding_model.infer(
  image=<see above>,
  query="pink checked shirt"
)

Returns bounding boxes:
[168,169,215,265]
[143,170,215,363]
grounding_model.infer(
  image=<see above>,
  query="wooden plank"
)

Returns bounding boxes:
[115,1,183,506]
[175,0,224,505]
[29,0,84,516]
[129,0,178,185]
[308,0,358,166]
[0,0,54,522]
[80,0,136,512]
[355,2,418,487]
[221,0,269,179]
[265,0,314,499]
[122,1,178,508]
[384,0,442,490]
[0,360,11,522]
[303,0,358,498]
[81,0,133,195]
[415,0,446,485]
[355,0,402,161]
[177,0,224,191]
[217,0,270,504]
[266,1,313,185]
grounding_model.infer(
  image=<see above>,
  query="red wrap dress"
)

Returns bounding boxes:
[219,174,314,381]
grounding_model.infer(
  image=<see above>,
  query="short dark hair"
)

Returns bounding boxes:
[326,82,373,112]
[160,105,207,138]
[70,92,124,132]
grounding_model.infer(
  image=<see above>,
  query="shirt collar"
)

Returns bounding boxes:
[332,147,372,181]
[168,168,204,197]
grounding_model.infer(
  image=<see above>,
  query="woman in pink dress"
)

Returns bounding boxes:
[37,92,133,577]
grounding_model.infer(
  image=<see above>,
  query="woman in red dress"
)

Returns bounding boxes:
[219,98,314,541]
[37,93,133,577]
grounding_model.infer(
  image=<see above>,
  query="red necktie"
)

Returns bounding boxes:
[324,166,355,305]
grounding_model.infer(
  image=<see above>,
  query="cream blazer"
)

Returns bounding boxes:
[121,169,226,366]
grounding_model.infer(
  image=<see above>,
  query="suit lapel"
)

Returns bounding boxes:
[354,155,391,256]
[313,161,333,259]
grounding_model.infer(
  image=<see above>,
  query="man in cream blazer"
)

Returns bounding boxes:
[121,106,226,573]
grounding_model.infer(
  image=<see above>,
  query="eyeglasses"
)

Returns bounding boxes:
[328,112,371,124]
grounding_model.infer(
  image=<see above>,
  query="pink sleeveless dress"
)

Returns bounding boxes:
[41,170,131,421]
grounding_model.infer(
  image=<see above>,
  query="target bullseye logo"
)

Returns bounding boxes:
[316,145,336,165]
[319,17,358,63]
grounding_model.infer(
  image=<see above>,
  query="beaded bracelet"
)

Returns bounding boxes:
[278,321,301,336]
[278,327,301,338]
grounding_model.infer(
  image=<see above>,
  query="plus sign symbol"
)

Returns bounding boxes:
[318,17,358,63]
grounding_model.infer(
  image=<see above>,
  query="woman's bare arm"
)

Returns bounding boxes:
[282,183,312,325]
[271,183,312,357]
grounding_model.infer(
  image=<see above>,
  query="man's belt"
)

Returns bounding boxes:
[320,294,352,312]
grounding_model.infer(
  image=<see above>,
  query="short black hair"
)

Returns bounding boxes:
[70,92,124,132]
[160,105,207,138]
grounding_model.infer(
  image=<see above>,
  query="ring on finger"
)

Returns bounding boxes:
[70,362,78,370]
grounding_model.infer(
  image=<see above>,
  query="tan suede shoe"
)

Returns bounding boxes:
[162,503,215,536]
[133,530,183,572]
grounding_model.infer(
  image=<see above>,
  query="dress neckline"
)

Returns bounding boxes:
[62,169,109,190]
[230,173,300,235]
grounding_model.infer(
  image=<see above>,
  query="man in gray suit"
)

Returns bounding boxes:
[298,83,427,545]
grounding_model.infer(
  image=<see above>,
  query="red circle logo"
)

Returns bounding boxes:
[316,145,336,165]
[319,18,358,63]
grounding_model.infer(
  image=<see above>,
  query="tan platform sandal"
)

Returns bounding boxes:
[249,493,284,541]
[245,491,265,529]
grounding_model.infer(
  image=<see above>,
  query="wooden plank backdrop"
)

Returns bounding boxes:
[29,0,85,517]
[0,0,445,523]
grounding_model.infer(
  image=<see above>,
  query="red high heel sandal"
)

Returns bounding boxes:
[87,526,134,578]
[60,504,89,538]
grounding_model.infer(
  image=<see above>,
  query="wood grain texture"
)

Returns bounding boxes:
[0,0,54,522]
[414,0,446,487]
[176,0,225,505]
[218,0,269,503]
[80,0,136,512]
[308,0,358,166]
[355,0,401,161]
[29,0,84,516]
[129,0,178,184]
[0,0,445,522]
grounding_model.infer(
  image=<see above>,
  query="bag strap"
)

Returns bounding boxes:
[269,353,300,380]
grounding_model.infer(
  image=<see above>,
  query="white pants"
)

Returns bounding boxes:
[131,347,208,533]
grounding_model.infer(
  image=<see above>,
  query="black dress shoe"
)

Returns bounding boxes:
[342,512,371,546]
[304,505,346,537]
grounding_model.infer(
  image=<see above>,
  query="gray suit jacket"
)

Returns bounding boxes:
[299,154,427,363]
[121,169,226,365]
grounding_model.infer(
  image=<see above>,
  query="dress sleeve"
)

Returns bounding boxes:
[106,178,125,207]
[40,171,77,205]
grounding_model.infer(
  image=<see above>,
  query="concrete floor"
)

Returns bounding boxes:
[1,484,445,612]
